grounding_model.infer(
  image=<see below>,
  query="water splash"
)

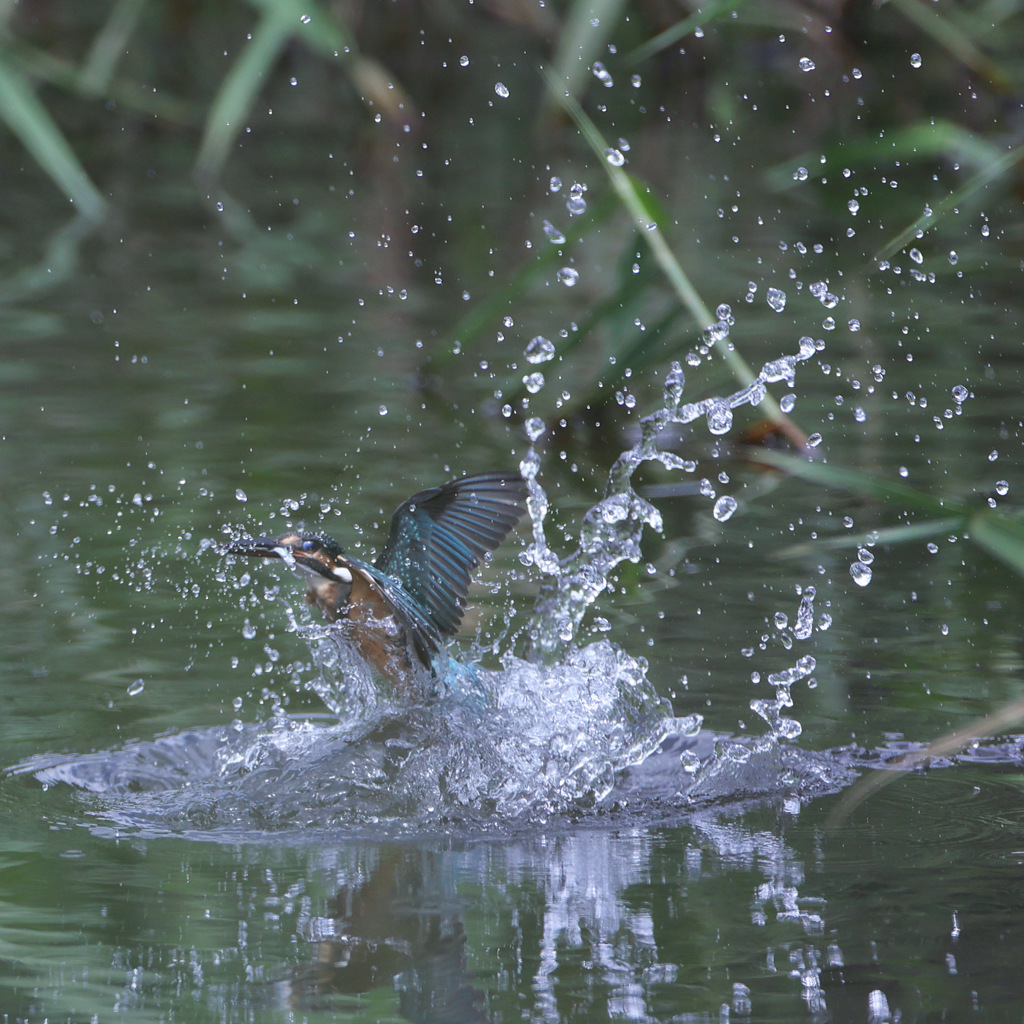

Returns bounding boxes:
[521,341,816,663]
[17,638,686,836]
[18,337,831,834]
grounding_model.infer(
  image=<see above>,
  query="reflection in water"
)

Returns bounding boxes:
[242,817,911,1022]
[283,848,483,1021]
[3,768,1011,1022]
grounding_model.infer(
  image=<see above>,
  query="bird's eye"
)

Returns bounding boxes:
[300,539,320,553]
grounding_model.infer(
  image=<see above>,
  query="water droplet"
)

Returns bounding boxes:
[460,55,470,67]
[242,619,257,640]
[848,319,861,331]
[525,335,556,363]
[494,82,509,98]
[378,404,388,416]
[807,433,823,448]
[909,248,923,264]
[798,57,816,72]
[995,480,1009,496]
[300,13,311,24]
[850,561,872,587]
[604,148,625,166]
[910,53,922,68]
[542,220,566,244]
[523,372,545,394]
[951,384,969,404]
[592,61,613,87]
[988,449,999,462]
[703,320,730,344]
[948,250,958,265]
[713,495,737,522]
[852,67,862,79]
[780,393,796,413]
[631,74,641,88]
[848,199,860,215]
[549,176,562,193]
[566,183,587,215]
[127,679,145,696]
[557,267,579,287]
[766,287,787,312]
[525,417,546,442]
[663,363,685,405]
[705,399,733,436]
[793,167,809,182]
[235,489,248,502]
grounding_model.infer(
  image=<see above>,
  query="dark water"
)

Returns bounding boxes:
[3,15,1024,1024]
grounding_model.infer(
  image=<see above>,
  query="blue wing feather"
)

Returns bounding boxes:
[374,471,528,637]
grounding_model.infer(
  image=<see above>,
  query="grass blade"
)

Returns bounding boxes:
[744,448,962,518]
[195,6,295,184]
[0,55,106,221]
[542,69,807,445]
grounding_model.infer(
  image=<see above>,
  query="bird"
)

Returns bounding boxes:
[227,471,528,698]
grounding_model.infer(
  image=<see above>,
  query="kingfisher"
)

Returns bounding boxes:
[227,471,528,698]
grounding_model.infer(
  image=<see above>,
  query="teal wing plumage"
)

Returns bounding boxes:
[374,471,528,637]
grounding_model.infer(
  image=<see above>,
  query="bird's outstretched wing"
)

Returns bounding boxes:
[375,471,528,637]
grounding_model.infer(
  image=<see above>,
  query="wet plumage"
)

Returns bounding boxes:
[227,472,528,695]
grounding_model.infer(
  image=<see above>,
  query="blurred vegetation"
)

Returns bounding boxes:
[1,2,1023,497]
[1,1,1021,375]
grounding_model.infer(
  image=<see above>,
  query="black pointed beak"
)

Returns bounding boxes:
[226,537,293,560]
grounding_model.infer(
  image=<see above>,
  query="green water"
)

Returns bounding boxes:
[3,5,1024,1020]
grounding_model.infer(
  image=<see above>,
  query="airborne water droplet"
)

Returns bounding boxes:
[705,399,733,436]
[542,220,566,244]
[766,287,787,312]
[713,495,737,522]
[566,183,587,216]
[850,561,872,587]
[557,267,579,287]
[525,335,556,364]
[494,82,509,98]
[127,679,145,696]
[798,57,816,72]
[235,489,248,502]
